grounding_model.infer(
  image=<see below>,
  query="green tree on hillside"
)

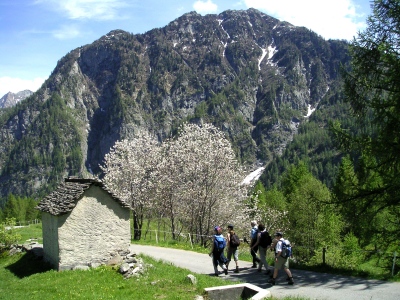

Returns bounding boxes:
[2,194,39,223]
[282,163,343,260]
[332,0,400,242]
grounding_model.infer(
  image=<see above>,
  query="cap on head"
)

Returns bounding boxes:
[274,232,283,237]
[214,226,221,231]
[227,224,234,229]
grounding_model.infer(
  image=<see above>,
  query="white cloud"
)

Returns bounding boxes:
[38,0,127,20]
[0,77,46,98]
[53,24,81,40]
[193,0,218,14]
[243,0,366,40]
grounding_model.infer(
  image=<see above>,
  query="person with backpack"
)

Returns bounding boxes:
[249,220,261,268]
[226,224,240,273]
[251,223,272,275]
[209,226,228,276]
[268,232,294,285]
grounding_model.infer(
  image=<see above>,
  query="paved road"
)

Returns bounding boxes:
[130,244,400,300]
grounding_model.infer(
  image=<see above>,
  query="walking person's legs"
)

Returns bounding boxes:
[258,246,268,272]
[269,257,293,285]
[233,247,239,273]
[217,251,228,275]
[226,248,232,270]
[284,267,294,284]
[250,242,260,267]
[212,255,219,276]
[268,256,283,285]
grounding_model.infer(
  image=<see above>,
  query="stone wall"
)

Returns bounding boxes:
[42,212,60,268]
[44,185,130,270]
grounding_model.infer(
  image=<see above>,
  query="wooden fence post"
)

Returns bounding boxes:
[188,233,193,249]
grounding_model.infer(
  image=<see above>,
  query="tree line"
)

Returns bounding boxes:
[0,194,39,223]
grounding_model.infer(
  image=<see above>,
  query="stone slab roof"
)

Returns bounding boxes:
[37,178,130,216]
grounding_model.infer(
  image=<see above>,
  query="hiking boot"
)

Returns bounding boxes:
[251,264,257,268]
[288,277,294,285]
[268,278,276,285]
[265,269,272,275]
[257,268,262,272]
[214,273,219,276]
[234,267,239,273]
[224,268,228,275]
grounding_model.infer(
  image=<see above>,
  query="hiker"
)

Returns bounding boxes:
[251,223,272,275]
[268,232,294,285]
[249,220,261,267]
[226,224,240,273]
[209,226,228,276]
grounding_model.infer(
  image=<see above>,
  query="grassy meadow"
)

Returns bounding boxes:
[1,223,398,300]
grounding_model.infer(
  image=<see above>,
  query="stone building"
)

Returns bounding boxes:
[37,178,131,270]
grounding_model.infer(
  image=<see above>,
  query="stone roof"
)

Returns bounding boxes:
[37,178,130,216]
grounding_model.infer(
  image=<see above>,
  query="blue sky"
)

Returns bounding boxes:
[0,0,372,97]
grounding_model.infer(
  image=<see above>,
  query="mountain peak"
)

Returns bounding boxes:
[0,8,349,199]
[0,90,33,108]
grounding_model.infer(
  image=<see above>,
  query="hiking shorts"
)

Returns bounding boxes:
[274,256,289,269]
[227,247,239,261]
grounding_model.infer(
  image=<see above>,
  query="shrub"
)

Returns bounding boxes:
[0,218,21,252]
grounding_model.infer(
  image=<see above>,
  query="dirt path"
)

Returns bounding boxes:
[130,244,400,300]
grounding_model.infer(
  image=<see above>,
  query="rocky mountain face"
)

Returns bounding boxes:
[0,90,33,108]
[0,8,349,199]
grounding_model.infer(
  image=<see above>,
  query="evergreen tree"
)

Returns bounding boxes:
[332,0,400,242]
[2,194,39,223]
[282,163,343,260]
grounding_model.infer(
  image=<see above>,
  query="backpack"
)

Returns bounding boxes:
[230,233,240,247]
[214,234,226,250]
[259,231,272,248]
[280,239,292,258]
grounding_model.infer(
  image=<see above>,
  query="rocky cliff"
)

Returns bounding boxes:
[0,90,33,108]
[0,8,349,199]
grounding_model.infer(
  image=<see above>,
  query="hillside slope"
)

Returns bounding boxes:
[0,8,349,199]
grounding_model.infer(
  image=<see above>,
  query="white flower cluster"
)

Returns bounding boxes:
[100,123,249,242]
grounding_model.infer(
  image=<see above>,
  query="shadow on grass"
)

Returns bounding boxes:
[6,251,53,278]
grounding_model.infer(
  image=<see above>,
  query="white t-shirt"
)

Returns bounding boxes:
[275,238,284,253]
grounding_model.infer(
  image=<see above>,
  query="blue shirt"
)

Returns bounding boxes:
[251,225,258,240]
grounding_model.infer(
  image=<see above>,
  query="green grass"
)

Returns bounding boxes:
[14,223,43,244]
[11,224,400,283]
[0,251,233,300]
[0,251,309,300]
[6,225,397,299]
[2,225,299,299]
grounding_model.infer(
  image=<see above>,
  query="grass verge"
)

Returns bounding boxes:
[0,251,233,300]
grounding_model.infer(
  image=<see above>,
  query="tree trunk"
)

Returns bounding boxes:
[133,211,142,240]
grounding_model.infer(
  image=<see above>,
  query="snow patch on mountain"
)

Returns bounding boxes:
[304,104,316,117]
[242,167,265,185]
